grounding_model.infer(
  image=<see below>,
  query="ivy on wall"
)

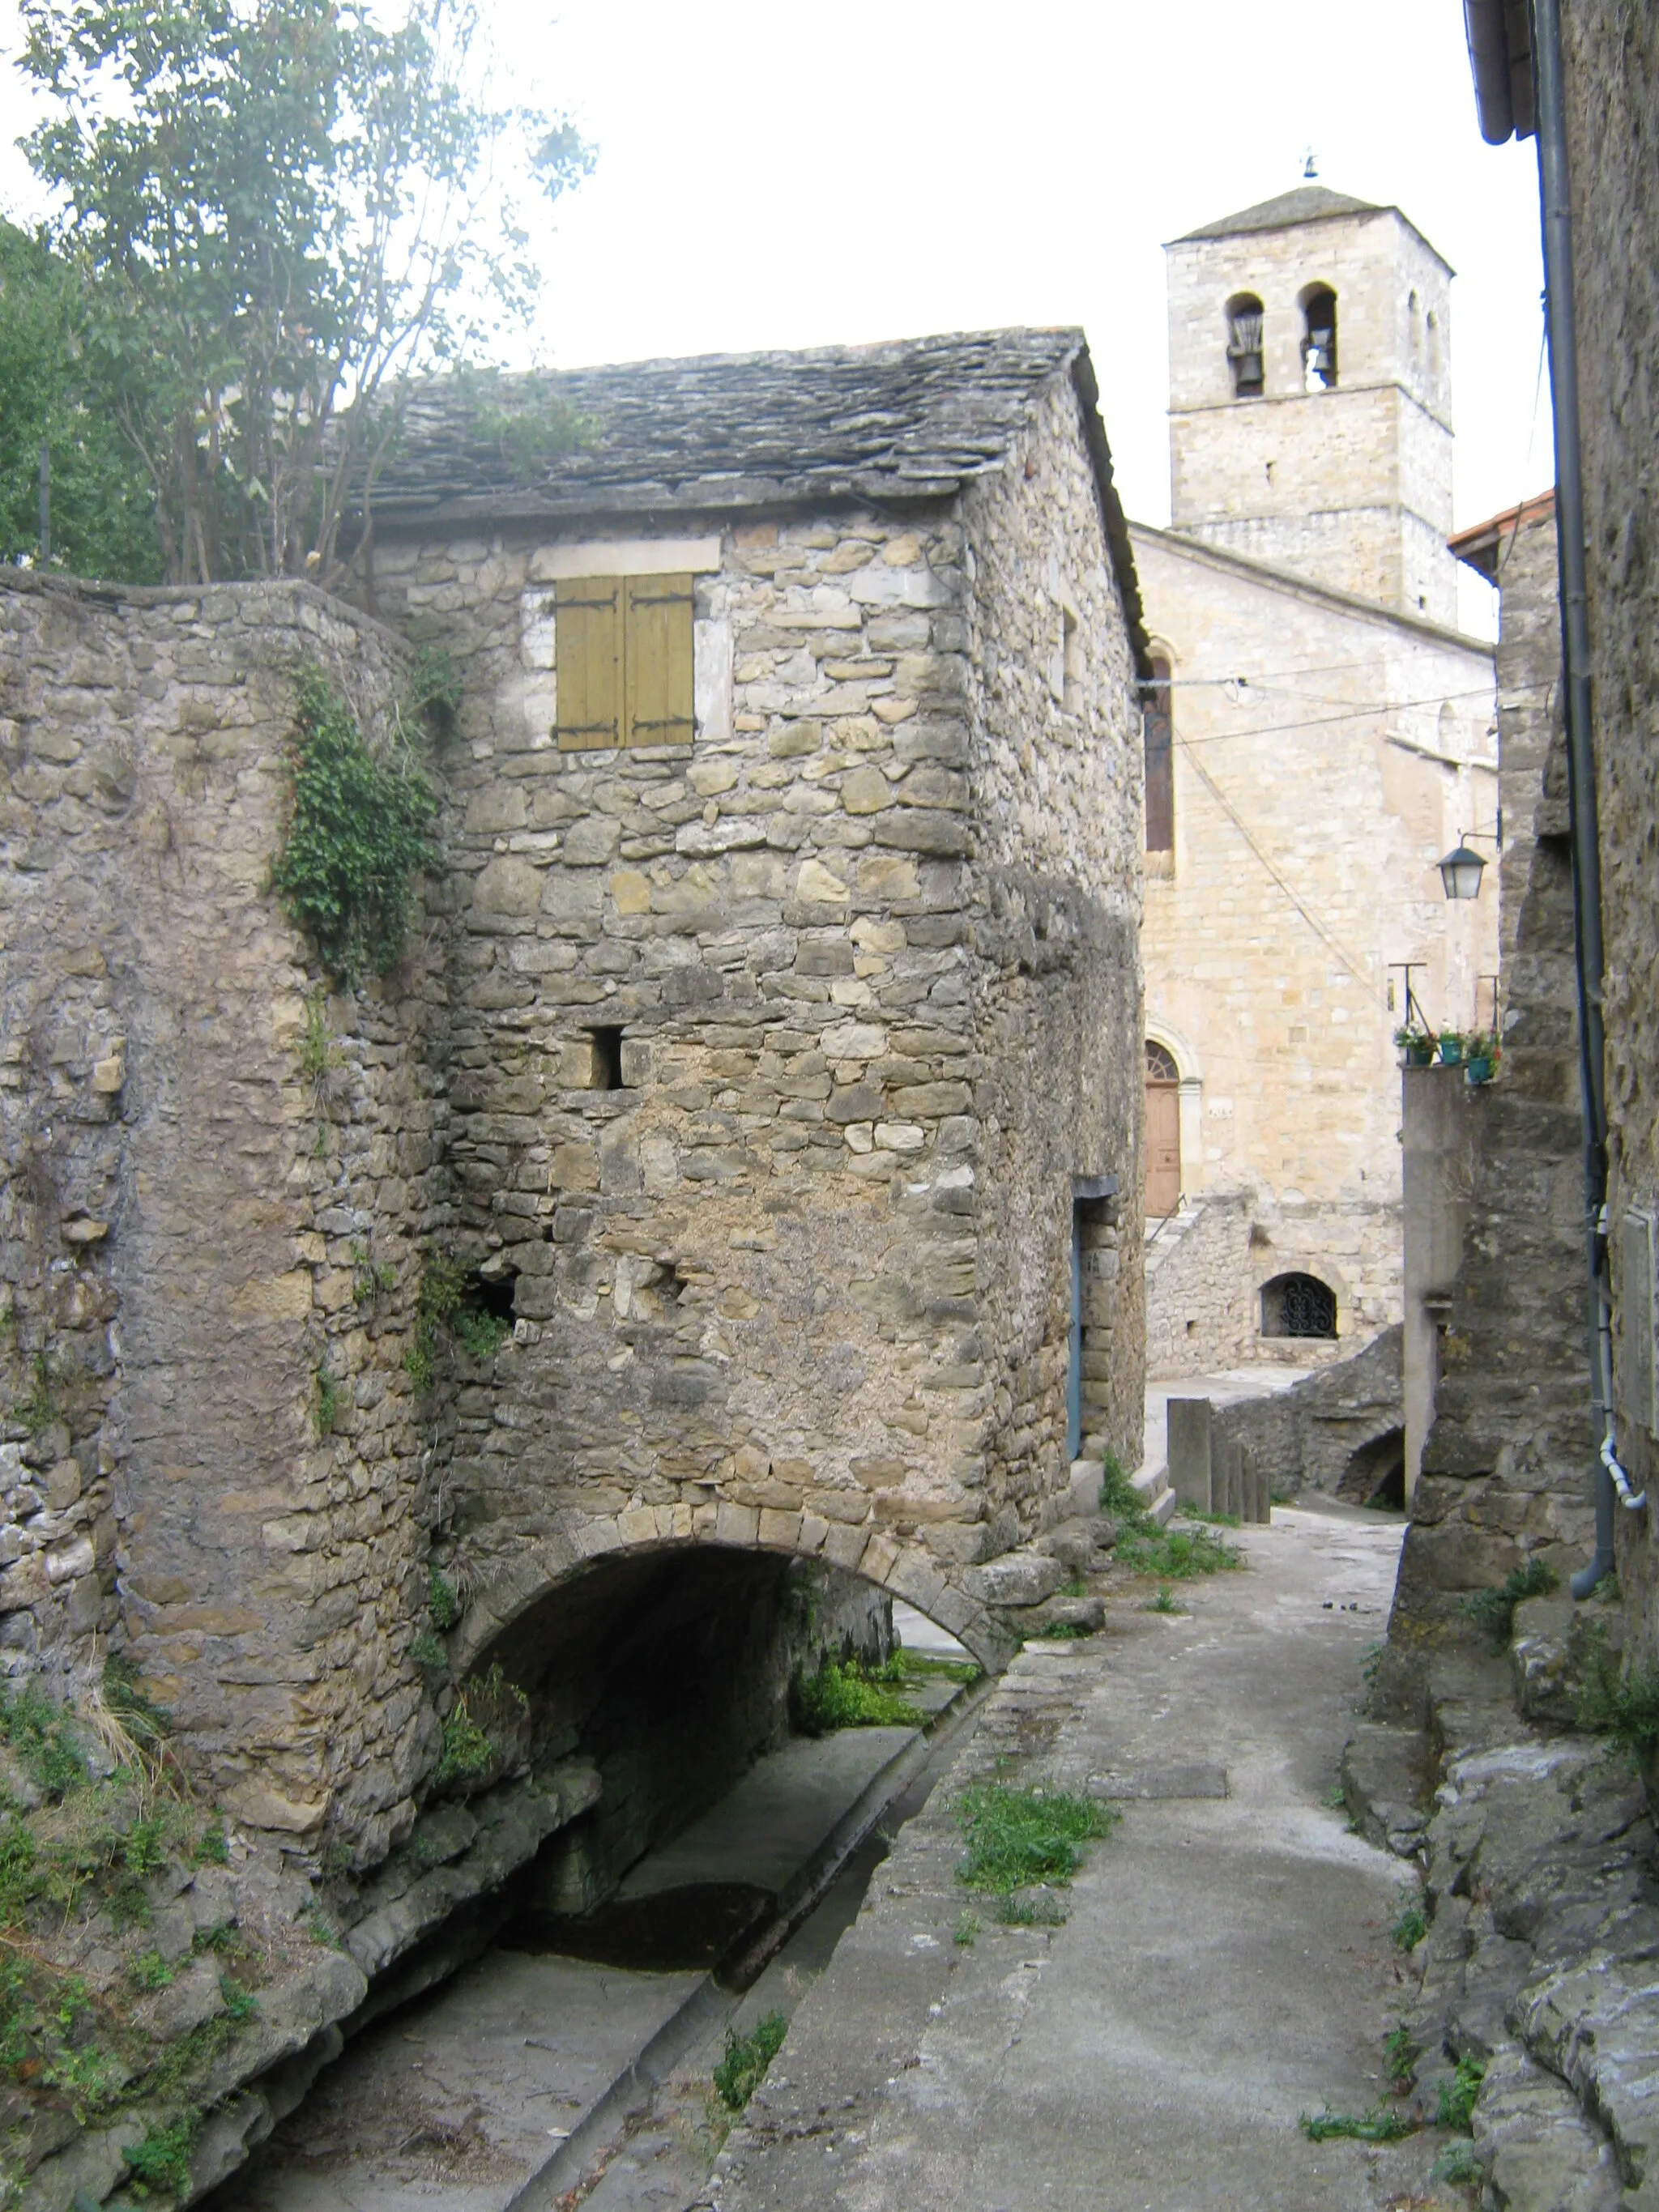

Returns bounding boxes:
[270,668,438,981]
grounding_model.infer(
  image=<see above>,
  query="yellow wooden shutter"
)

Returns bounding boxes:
[623,573,695,746]
[554,577,622,748]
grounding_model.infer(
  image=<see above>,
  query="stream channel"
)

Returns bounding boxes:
[206,1605,983,2212]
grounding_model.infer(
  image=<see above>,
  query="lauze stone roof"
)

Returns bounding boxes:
[365,326,1147,663]
[371,327,1105,524]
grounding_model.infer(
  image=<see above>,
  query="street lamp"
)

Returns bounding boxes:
[1438,826,1499,901]
[1438,842,1486,900]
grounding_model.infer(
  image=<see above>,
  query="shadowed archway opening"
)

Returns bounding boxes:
[1337,1426,1406,1511]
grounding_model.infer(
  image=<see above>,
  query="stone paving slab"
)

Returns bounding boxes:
[713,1505,1465,2212]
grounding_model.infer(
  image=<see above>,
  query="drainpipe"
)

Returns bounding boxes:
[1528,0,1643,1596]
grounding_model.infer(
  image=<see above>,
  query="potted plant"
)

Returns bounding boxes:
[1437,1029,1466,1066]
[1465,1031,1499,1085]
[1394,1026,1435,1068]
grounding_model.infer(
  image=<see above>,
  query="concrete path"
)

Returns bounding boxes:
[716,1503,1454,2212]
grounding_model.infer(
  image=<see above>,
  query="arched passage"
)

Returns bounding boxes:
[429,1534,1007,1946]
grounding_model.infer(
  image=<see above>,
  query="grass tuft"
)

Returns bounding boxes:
[1392,1899,1428,1952]
[1579,1649,1659,1757]
[713,2010,787,2112]
[793,1659,923,1735]
[1299,2103,1417,2143]
[1437,2051,1485,2133]
[1462,1558,1557,1643]
[123,2112,200,2195]
[1384,2024,1417,2090]
[953,1784,1118,1895]
[1117,1524,1246,1580]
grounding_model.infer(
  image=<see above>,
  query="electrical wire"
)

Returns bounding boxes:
[1172,735,1385,1005]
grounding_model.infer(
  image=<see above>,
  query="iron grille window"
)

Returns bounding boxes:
[1262,1271,1337,1339]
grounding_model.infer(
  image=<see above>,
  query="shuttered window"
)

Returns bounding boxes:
[554,573,694,750]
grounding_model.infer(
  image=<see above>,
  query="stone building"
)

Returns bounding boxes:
[0,330,1149,1882]
[360,330,1149,1696]
[1134,187,1499,1375]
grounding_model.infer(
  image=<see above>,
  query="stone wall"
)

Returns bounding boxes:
[360,363,1145,1675]
[1488,505,1560,1001]
[1380,720,1591,1681]
[0,574,444,1861]
[1134,522,1495,1357]
[1210,1326,1403,1501]
[1561,1,1659,1657]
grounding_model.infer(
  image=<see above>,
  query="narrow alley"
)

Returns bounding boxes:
[718,1502,1433,2212]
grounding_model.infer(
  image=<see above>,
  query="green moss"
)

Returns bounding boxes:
[410,1631,448,1672]
[269,668,437,982]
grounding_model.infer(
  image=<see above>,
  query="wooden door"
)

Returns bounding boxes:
[1145,1076,1180,1217]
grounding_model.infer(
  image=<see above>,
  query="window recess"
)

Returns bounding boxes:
[555,573,695,750]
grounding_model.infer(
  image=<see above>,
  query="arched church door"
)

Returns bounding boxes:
[1145,1041,1180,1218]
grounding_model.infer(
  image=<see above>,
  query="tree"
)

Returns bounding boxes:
[18,0,590,586]
[0,219,161,580]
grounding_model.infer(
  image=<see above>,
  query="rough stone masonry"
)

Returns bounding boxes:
[0,329,1151,1876]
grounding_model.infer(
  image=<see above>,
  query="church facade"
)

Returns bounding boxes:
[1135,187,1499,1375]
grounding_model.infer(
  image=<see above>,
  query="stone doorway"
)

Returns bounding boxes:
[1145,1040,1181,1217]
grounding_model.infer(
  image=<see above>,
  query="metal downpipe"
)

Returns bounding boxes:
[1529,0,1629,1595]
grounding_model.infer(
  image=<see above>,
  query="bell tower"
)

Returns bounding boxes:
[1164,185,1457,626]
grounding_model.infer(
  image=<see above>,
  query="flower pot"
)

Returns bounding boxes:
[1438,1036,1465,1066]
[1403,1040,1435,1068]
[1465,1055,1495,1085]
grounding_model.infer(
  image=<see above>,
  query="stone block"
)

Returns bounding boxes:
[964,1552,1064,1607]
[1166,1399,1213,1512]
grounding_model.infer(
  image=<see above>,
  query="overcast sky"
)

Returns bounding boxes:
[0,0,1550,631]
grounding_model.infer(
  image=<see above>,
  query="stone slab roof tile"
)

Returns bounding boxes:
[370,328,1088,522]
[1173,185,1383,243]
[365,325,1150,673]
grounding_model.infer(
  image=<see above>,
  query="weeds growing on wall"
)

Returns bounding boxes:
[1579,1648,1659,1758]
[1462,1558,1557,1645]
[1437,2052,1486,2133]
[427,1566,460,1631]
[270,667,437,982]
[433,1664,526,1791]
[1392,1899,1428,1951]
[0,1663,298,2159]
[404,1247,467,1390]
